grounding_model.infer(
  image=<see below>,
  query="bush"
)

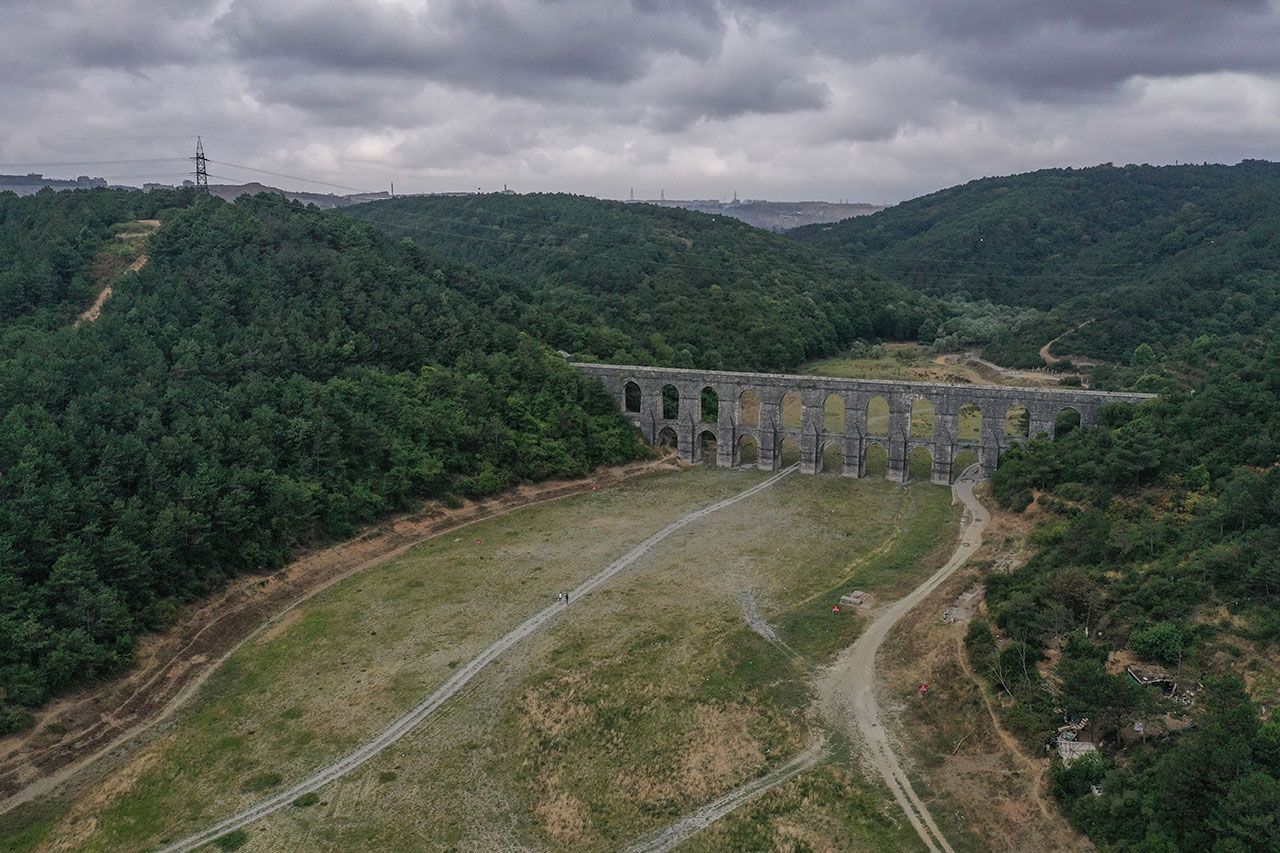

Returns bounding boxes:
[1130,623,1185,666]
[292,791,319,808]
[1050,750,1109,800]
[214,829,248,851]
[241,771,283,793]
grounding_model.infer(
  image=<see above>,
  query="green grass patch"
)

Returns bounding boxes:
[213,828,248,850]
[291,792,319,808]
[241,771,284,793]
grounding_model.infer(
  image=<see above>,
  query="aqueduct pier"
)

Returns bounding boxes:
[575,363,1156,484]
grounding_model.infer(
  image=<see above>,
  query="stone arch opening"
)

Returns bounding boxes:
[738,389,761,428]
[823,394,845,433]
[820,439,843,474]
[957,402,983,441]
[908,445,933,481]
[910,397,936,439]
[952,448,979,479]
[700,387,719,423]
[624,381,642,413]
[1055,406,1081,438]
[698,429,717,463]
[661,384,679,420]
[657,426,678,448]
[778,436,801,467]
[781,391,803,430]
[737,433,759,466]
[865,443,888,478]
[1005,403,1030,438]
[867,396,890,437]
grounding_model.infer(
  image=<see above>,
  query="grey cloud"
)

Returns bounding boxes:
[3,0,1280,203]
[218,0,725,98]
[647,58,830,131]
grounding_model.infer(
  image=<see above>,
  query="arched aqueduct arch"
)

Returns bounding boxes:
[577,363,1155,484]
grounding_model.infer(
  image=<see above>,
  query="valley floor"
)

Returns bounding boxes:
[0,464,1058,852]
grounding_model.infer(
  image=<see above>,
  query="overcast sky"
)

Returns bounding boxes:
[4,0,1280,203]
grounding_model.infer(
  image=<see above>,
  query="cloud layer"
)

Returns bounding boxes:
[3,0,1280,201]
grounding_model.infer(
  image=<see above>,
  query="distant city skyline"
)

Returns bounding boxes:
[4,1,1280,204]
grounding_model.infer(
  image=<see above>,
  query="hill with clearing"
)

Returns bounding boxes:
[790,161,1280,367]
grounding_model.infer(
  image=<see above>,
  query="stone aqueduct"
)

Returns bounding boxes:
[575,363,1156,484]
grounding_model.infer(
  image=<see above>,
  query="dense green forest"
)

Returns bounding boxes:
[0,191,644,733]
[347,193,932,371]
[791,161,1280,368]
[962,333,1280,848]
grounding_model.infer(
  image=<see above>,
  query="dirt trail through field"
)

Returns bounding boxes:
[0,455,679,815]
[737,590,803,663]
[817,465,988,853]
[624,737,826,853]
[158,466,798,853]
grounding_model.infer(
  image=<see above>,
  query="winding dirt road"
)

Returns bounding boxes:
[158,467,797,853]
[817,465,988,853]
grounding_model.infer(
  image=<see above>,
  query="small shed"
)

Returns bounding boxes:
[840,590,868,607]
[1057,739,1097,764]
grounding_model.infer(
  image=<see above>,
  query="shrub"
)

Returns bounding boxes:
[214,829,248,851]
[241,771,283,793]
[1130,623,1185,666]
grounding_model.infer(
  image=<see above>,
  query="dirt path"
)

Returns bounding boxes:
[74,219,159,326]
[624,737,827,853]
[817,466,988,853]
[158,467,798,852]
[1039,319,1096,366]
[953,635,1058,823]
[737,590,803,663]
[0,456,679,815]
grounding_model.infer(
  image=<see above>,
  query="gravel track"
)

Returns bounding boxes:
[158,466,796,853]
[817,464,987,853]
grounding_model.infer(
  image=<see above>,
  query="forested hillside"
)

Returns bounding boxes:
[0,188,190,328]
[0,191,642,733]
[347,193,931,371]
[967,334,1280,848]
[790,161,1280,367]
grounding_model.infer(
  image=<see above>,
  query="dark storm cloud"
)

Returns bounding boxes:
[735,0,1280,99]
[218,0,725,95]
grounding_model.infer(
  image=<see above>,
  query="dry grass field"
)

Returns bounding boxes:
[2,466,960,852]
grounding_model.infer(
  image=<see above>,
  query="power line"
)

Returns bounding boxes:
[207,160,371,194]
[193,137,208,193]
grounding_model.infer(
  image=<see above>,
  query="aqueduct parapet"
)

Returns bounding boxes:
[574,363,1156,484]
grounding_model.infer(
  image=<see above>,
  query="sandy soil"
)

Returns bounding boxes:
[877,487,1087,852]
[0,454,678,815]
